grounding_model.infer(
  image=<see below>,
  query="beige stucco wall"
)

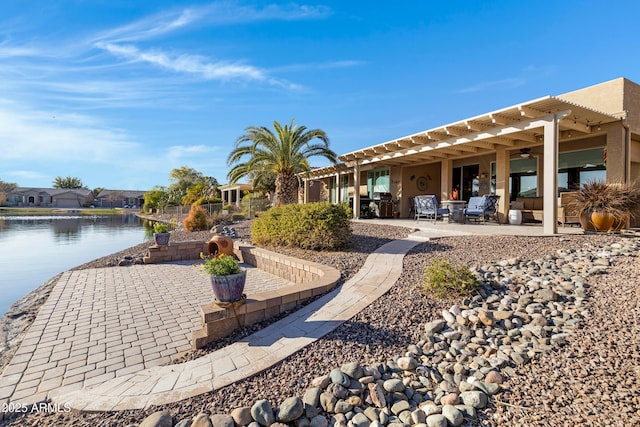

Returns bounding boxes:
[559,77,640,133]
[558,77,626,118]
[401,163,442,217]
[622,78,640,133]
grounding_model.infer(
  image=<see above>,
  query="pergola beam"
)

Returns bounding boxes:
[560,116,592,134]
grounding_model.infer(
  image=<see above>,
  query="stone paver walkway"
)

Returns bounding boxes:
[47,237,425,411]
[0,262,294,407]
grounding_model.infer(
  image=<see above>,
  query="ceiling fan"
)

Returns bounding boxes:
[512,148,534,159]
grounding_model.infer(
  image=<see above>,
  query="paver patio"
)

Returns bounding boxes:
[0,261,294,408]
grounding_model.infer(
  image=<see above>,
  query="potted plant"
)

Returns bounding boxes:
[152,222,171,245]
[201,253,246,303]
[574,180,640,232]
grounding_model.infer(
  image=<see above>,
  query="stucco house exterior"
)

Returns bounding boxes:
[7,188,94,208]
[302,77,640,235]
[95,190,146,208]
[219,183,253,207]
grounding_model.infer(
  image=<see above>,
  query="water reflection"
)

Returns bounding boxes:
[0,214,149,316]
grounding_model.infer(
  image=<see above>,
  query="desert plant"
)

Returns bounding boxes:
[422,258,480,298]
[152,222,170,234]
[183,205,209,231]
[251,202,351,250]
[573,180,640,230]
[201,253,240,276]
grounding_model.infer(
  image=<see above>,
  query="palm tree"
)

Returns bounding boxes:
[227,119,337,206]
[53,176,85,189]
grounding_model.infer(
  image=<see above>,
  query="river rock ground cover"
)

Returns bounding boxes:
[1,222,638,426]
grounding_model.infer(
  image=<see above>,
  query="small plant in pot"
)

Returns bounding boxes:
[200,253,246,303]
[152,222,171,245]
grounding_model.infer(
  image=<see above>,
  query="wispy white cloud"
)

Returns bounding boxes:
[89,8,200,44]
[90,1,331,45]
[0,99,138,163]
[454,77,527,94]
[0,44,39,58]
[166,144,220,159]
[4,170,48,181]
[87,1,330,89]
[273,60,364,73]
[100,43,265,81]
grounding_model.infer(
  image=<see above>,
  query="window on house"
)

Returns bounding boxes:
[490,162,496,194]
[329,175,350,203]
[367,168,390,197]
[558,147,606,193]
[340,175,349,203]
[510,158,538,200]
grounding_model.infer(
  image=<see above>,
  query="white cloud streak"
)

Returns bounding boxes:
[0,99,138,163]
[166,144,220,159]
[99,43,267,82]
[454,77,526,94]
[90,1,331,44]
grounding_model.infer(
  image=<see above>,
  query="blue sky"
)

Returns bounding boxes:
[1,0,639,191]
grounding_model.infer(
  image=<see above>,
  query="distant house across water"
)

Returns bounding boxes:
[94,190,146,208]
[6,187,94,208]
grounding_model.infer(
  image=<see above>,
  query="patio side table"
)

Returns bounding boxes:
[442,200,467,223]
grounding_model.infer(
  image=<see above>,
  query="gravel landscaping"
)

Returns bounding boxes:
[1,221,638,426]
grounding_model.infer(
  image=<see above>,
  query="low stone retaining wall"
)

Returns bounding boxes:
[192,244,341,349]
[143,241,208,264]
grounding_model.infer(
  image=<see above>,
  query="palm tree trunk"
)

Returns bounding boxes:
[275,173,298,206]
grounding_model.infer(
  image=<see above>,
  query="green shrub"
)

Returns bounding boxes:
[152,222,170,233]
[251,202,352,250]
[201,254,240,276]
[422,258,480,298]
[183,205,209,231]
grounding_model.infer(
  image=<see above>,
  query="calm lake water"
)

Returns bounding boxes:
[0,214,150,316]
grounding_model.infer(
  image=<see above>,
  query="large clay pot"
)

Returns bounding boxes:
[591,211,615,232]
[579,211,596,232]
[611,213,630,232]
[208,235,234,256]
[210,269,246,302]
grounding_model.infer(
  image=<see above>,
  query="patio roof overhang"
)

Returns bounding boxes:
[304,96,622,178]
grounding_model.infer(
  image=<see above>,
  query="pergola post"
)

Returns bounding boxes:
[335,172,340,204]
[542,112,569,235]
[440,159,452,201]
[353,162,360,219]
[495,148,510,223]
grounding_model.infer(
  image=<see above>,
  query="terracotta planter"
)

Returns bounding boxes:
[579,211,596,232]
[210,269,246,302]
[153,232,170,245]
[208,235,234,256]
[611,213,630,232]
[591,211,615,232]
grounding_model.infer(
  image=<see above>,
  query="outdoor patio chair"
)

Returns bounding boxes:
[414,195,449,223]
[464,194,500,223]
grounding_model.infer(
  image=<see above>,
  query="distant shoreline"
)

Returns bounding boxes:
[0,206,138,216]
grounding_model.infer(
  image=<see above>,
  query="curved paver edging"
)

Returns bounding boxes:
[193,244,342,348]
[48,236,428,411]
